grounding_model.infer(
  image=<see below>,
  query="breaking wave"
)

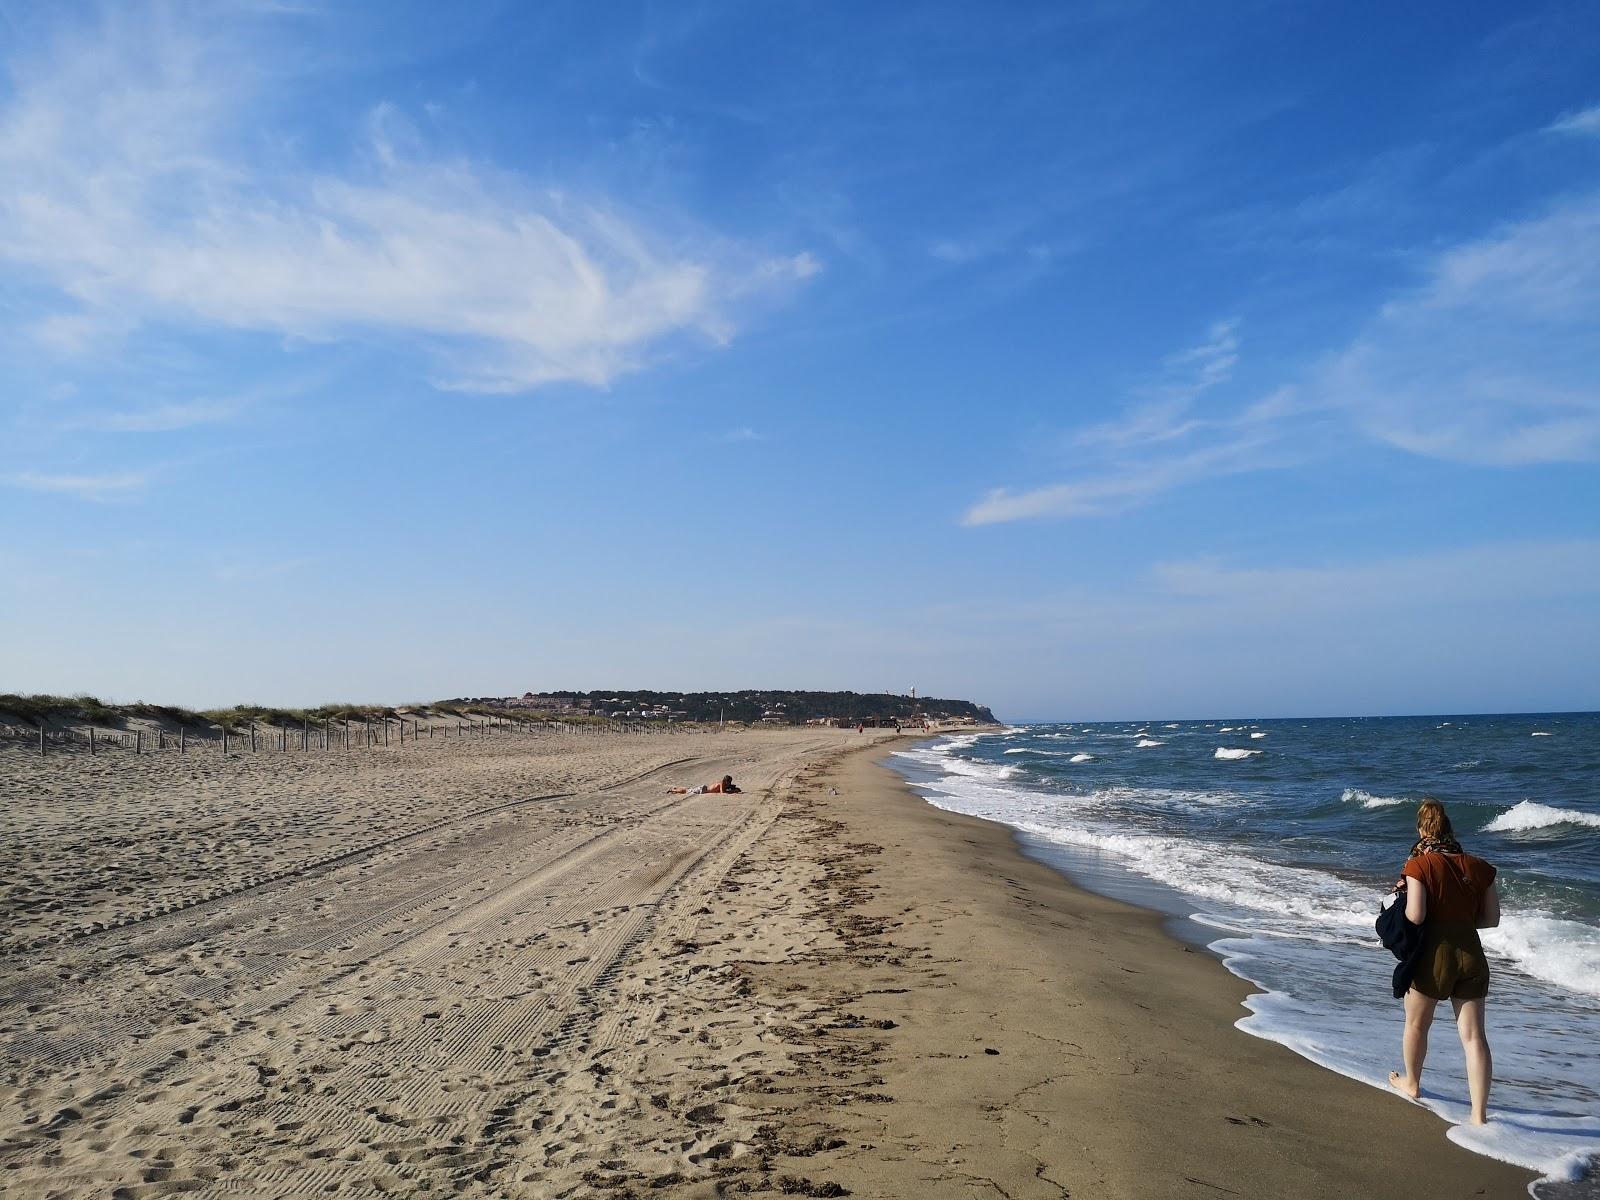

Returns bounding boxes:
[1485,801,1600,834]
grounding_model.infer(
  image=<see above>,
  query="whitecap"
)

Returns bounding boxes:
[1249,731,1267,739]
[1531,731,1553,737]
[1220,726,1236,732]
[1002,747,1030,755]
[1069,753,1094,763]
[1483,911,1600,999]
[1214,747,1262,760]
[1135,738,1165,748]
[1484,800,1600,833]
[1341,787,1409,809]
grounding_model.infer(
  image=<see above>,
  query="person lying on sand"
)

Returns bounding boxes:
[668,775,740,795]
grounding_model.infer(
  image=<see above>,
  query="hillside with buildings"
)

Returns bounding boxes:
[463,690,998,726]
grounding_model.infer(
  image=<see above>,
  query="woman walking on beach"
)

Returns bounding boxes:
[1389,799,1501,1124]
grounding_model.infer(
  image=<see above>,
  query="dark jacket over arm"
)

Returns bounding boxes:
[1376,887,1424,999]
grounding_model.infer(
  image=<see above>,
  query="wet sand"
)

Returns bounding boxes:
[716,745,1539,1198]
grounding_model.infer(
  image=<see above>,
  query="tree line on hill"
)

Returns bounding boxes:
[545,690,997,725]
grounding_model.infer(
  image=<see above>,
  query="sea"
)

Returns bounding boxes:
[891,713,1600,1194]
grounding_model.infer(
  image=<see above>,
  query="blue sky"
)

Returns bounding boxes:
[1,0,1597,720]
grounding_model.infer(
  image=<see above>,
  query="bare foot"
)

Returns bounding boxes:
[1388,1071,1420,1100]
[1470,1112,1488,1125]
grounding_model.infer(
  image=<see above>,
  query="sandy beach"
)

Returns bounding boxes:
[0,728,1535,1197]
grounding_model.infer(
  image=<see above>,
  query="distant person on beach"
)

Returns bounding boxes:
[1388,799,1501,1124]
[668,775,740,795]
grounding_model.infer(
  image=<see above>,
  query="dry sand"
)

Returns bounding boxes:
[0,728,1534,1197]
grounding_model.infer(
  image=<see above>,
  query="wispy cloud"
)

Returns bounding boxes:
[59,399,239,433]
[967,175,1600,525]
[1322,192,1600,465]
[963,320,1289,526]
[1546,104,1600,137]
[0,10,818,394]
[1074,319,1241,450]
[9,470,151,501]
[962,427,1280,525]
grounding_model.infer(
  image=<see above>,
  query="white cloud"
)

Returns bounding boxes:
[962,429,1278,525]
[1323,193,1600,465]
[964,319,1289,525]
[966,185,1600,526]
[1165,318,1240,392]
[1546,105,1600,137]
[9,470,151,500]
[1075,319,1242,450]
[0,11,817,393]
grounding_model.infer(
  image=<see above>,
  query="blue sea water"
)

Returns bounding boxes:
[891,713,1600,1193]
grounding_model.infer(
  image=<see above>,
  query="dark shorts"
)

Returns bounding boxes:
[1413,921,1490,1001]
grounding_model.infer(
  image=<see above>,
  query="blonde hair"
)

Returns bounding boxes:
[1416,798,1454,842]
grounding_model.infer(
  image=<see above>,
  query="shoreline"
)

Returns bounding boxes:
[0,726,1541,1196]
[722,740,1539,1197]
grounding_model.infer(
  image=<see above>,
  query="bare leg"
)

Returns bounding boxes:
[1453,997,1492,1124]
[1390,988,1437,1099]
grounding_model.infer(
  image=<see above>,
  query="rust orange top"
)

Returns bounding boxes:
[1402,852,1497,923]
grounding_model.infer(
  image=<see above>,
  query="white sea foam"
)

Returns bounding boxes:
[904,743,1600,999]
[1220,726,1236,732]
[1531,731,1553,737]
[1341,787,1409,809]
[1087,784,1248,810]
[997,765,1022,779]
[1164,723,1180,729]
[1484,800,1600,833]
[1135,738,1165,748]
[1484,912,1600,999]
[1214,747,1261,760]
[1069,752,1094,763]
[1012,820,1375,933]
[900,748,1600,1182]
[1002,747,1030,754]
[1249,731,1267,739]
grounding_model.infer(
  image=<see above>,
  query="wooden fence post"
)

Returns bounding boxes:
[39,726,45,757]
[180,727,186,754]
[136,729,143,754]
[384,720,390,747]
[222,728,229,755]
[89,727,96,755]
[250,725,257,753]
